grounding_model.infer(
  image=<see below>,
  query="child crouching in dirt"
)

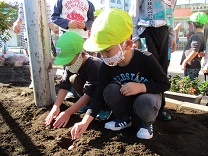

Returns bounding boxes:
[45,31,111,128]
[70,9,170,140]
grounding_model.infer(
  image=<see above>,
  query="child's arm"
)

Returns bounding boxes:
[202,63,208,73]
[52,94,91,129]
[129,0,143,42]
[48,23,59,34]
[13,2,24,34]
[182,34,203,70]
[181,51,198,70]
[45,89,68,126]
[181,50,198,70]
[168,27,176,53]
[120,83,146,96]
[71,114,94,140]
[84,1,95,31]
[52,0,71,29]
[13,20,23,34]
[46,2,59,34]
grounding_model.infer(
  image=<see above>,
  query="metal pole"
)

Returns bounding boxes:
[23,0,56,107]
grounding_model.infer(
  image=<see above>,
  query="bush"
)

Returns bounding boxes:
[0,1,18,47]
[169,75,208,95]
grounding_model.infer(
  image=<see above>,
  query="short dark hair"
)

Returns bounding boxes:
[193,22,204,29]
[187,21,191,24]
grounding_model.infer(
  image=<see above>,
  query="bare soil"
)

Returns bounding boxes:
[0,66,208,156]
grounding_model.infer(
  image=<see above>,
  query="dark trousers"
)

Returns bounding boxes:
[140,26,169,110]
[103,84,161,124]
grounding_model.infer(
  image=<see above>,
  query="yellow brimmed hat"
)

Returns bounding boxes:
[84,8,133,52]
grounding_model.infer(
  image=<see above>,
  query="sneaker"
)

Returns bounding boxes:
[137,124,153,139]
[29,82,33,89]
[104,118,131,131]
[97,109,112,120]
[77,105,89,113]
[157,111,171,121]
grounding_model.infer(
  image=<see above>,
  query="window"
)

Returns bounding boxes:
[101,0,105,4]
[117,0,121,4]
[111,0,115,3]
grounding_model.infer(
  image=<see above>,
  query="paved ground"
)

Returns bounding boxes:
[168,50,205,82]
[168,50,207,105]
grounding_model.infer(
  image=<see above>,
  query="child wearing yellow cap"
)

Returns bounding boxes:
[71,9,170,140]
[45,31,111,128]
[180,12,207,80]
[129,0,177,121]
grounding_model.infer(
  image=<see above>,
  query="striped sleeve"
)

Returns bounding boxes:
[46,2,52,24]
[18,2,25,22]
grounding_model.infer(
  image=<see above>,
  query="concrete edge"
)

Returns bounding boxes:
[166,98,208,112]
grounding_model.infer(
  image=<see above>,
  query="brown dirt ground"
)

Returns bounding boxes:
[0,66,208,156]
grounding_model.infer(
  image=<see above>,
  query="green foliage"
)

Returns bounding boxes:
[0,1,18,47]
[169,75,208,95]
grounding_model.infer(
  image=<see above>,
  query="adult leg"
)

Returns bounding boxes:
[141,27,170,121]
[144,26,169,74]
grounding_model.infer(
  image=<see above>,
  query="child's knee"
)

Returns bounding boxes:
[133,94,161,123]
[103,84,121,98]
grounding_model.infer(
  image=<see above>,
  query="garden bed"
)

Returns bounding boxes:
[165,91,203,104]
[0,66,208,155]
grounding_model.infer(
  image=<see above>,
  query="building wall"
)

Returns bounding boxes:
[7,30,19,47]
[98,0,131,11]
[6,29,23,47]
[174,4,208,50]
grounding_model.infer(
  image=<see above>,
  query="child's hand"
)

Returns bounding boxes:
[181,62,187,70]
[120,82,146,96]
[13,22,21,34]
[71,121,88,140]
[53,111,71,128]
[198,52,205,57]
[68,20,78,29]
[45,105,60,126]
[77,21,85,29]
[169,40,176,53]
[51,27,59,34]
[202,63,208,73]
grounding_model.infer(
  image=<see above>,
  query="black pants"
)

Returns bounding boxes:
[140,26,169,110]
